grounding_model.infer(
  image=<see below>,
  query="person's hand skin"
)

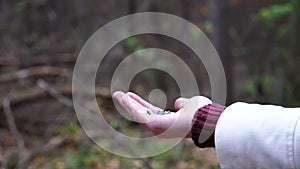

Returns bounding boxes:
[112,91,212,138]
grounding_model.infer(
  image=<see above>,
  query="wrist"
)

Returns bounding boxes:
[191,103,226,148]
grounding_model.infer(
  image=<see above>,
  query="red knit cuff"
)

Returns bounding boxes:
[191,103,226,148]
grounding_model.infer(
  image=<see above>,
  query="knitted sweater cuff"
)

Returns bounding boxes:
[191,103,226,148]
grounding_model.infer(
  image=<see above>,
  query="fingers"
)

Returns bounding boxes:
[113,91,142,116]
[127,92,162,113]
[113,91,158,123]
[112,91,127,108]
[113,91,139,118]
[127,92,152,108]
[121,94,143,116]
[112,91,125,101]
[174,98,188,110]
[113,91,193,137]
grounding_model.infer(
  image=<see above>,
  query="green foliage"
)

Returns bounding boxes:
[150,145,208,169]
[255,2,294,37]
[257,3,293,21]
[36,139,218,169]
[204,20,213,32]
[244,74,278,102]
[125,36,143,52]
[210,165,221,169]
[4,150,19,169]
[62,144,104,169]
[53,122,80,135]
[126,36,138,47]
[246,1,300,106]
[108,119,119,129]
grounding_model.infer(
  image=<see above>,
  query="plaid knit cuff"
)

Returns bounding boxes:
[191,103,226,148]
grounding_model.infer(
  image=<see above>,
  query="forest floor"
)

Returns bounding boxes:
[0,94,221,169]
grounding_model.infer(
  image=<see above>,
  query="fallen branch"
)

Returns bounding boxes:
[0,54,75,66]
[3,97,26,164]
[36,79,153,169]
[17,135,70,169]
[2,96,75,169]
[2,82,88,168]
[37,79,73,108]
[0,66,71,83]
[0,84,110,110]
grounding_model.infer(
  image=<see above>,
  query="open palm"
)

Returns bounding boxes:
[113,91,212,138]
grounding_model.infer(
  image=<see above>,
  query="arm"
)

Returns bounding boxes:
[113,91,300,168]
[215,102,300,169]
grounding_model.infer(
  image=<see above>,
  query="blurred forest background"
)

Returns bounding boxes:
[1,0,300,169]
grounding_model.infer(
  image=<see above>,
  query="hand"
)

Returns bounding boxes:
[112,91,212,138]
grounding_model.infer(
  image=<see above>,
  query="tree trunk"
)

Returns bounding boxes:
[209,0,234,103]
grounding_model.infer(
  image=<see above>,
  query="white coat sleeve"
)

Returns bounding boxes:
[215,102,300,169]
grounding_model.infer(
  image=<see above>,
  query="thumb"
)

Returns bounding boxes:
[174,97,188,110]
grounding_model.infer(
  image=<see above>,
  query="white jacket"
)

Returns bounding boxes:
[215,102,300,169]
